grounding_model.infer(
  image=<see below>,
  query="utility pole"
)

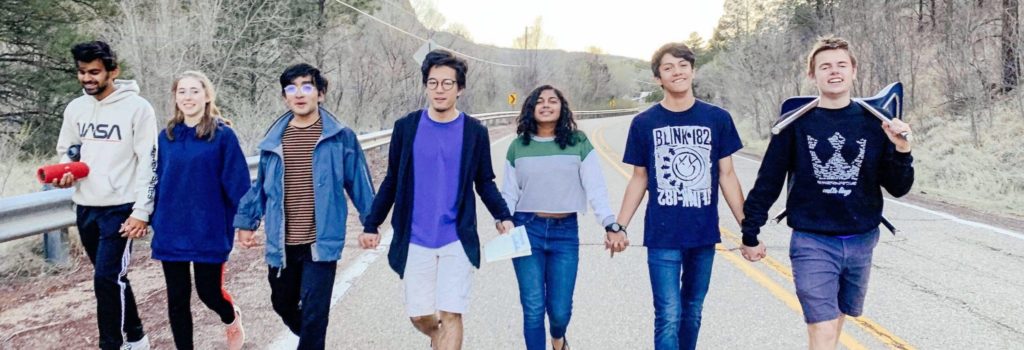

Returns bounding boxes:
[524,26,529,50]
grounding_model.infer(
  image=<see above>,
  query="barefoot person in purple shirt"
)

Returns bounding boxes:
[359,49,513,350]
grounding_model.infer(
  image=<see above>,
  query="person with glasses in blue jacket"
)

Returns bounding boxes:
[233,63,375,350]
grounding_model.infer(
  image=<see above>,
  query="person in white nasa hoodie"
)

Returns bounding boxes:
[53,41,157,350]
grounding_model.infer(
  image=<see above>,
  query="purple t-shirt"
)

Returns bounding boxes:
[411,110,465,248]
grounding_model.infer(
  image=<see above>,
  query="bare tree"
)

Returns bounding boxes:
[1001,0,1020,90]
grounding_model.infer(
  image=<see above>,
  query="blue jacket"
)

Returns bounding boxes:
[151,123,251,263]
[233,108,375,267]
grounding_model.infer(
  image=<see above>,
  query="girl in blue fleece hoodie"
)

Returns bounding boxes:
[150,71,250,350]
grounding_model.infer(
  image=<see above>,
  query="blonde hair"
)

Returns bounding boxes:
[166,70,229,141]
[806,36,858,76]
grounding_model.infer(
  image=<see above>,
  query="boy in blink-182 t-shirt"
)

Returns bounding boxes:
[612,42,747,350]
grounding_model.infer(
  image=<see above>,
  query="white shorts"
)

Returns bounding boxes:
[404,241,474,317]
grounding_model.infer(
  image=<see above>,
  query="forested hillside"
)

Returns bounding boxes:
[698,0,1023,217]
[0,0,649,195]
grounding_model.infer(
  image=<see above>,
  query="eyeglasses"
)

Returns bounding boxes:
[284,83,316,96]
[426,79,456,91]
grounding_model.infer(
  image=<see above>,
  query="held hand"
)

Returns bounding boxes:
[883,119,912,153]
[237,229,260,249]
[51,172,76,188]
[497,220,514,235]
[358,233,380,249]
[740,241,767,262]
[119,217,148,238]
[605,231,629,257]
[615,233,630,253]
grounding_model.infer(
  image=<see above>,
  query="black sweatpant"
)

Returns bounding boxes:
[268,244,338,350]
[76,203,145,350]
[161,261,237,350]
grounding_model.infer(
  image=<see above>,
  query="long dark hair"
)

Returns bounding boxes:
[516,85,577,149]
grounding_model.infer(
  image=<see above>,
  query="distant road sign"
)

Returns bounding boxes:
[508,93,517,105]
[413,40,435,65]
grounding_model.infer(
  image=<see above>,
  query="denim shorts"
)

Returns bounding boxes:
[790,228,880,324]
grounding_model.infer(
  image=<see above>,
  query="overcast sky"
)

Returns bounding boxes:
[424,0,726,60]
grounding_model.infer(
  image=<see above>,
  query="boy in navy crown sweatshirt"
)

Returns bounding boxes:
[740,37,914,350]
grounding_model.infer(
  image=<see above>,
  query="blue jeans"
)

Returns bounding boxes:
[648,245,716,350]
[511,212,580,350]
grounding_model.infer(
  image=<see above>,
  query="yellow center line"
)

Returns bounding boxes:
[589,119,914,350]
[718,225,914,350]
[715,243,868,350]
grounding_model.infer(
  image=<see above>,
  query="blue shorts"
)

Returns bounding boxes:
[790,229,880,324]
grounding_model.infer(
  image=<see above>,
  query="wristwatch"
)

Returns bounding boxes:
[605,223,627,235]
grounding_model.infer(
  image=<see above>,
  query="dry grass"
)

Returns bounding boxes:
[0,229,82,280]
[0,160,44,198]
[0,129,50,198]
[910,99,1024,218]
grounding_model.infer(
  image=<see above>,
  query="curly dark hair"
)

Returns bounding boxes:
[516,85,578,149]
[71,41,118,71]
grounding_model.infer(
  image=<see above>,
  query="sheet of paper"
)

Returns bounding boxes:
[483,225,532,263]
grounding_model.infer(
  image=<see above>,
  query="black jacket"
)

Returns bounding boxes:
[364,110,512,278]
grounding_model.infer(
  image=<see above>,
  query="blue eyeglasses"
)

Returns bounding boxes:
[284,83,316,96]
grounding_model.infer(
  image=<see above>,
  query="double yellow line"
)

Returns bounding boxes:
[589,118,914,350]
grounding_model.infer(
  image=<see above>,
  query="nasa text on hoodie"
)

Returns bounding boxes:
[56,79,158,222]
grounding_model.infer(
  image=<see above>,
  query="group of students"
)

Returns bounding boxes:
[51,35,913,350]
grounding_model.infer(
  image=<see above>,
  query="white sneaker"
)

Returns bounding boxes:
[226,307,245,350]
[121,335,150,350]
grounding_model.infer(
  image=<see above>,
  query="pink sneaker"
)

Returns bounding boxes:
[226,307,245,350]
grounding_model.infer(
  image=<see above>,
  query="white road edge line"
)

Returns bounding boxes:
[269,131,516,349]
[731,153,1024,241]
[268,228,394,349]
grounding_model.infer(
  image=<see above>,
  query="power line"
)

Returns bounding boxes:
[379,0,419,19]
[330,0,524,68]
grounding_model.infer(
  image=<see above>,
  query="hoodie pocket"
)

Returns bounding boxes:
[78,173,117,202]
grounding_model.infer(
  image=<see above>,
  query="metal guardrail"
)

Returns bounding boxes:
[0,108,640,247]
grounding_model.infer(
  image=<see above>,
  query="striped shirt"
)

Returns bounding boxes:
[282,118,322,245]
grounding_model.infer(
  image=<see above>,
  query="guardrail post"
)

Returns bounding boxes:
[44,228,70,267]
[41,184,70,267]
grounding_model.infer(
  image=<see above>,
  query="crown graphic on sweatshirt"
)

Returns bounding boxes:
[807,132,867,182]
